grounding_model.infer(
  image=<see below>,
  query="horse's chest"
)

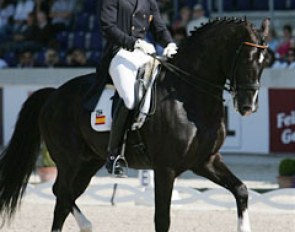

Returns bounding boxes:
[153,100,198,156]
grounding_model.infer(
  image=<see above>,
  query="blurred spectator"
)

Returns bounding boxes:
[35,11,56,46]
[272,57,288,69]
[0,0,15,42]
[66,48,93,67]
[0,49,8,68]
[186,4,208,36]
[35,0,53,17]
[0,12,40,53]
[276,24,294,58]
[172,27,187,45]
[0,0,15,28]
[13,12,38,43]
[266,29,280,53]
[172,6,191,32]
[17,50,40,68]
[286,48,295,69]
[43,48,62,67]
[50,0,77,32]
[158,0,173,26]
[14,0,35,30]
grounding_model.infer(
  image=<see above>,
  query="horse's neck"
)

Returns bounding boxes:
[159,75,224,131]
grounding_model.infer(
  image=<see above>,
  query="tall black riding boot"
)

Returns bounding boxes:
[105,100,131,177]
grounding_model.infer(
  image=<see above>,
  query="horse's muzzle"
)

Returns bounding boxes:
[239,105,253,116]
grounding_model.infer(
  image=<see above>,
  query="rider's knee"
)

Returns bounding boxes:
[123,97,135,110]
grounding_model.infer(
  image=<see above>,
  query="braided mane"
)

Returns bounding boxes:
[189,16,257,36]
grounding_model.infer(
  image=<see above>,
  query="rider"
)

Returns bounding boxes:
[100,0,178,176]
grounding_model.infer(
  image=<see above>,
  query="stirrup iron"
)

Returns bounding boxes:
[112,131,129,177]
[112,155,128,178]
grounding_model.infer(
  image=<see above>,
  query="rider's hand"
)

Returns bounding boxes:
[163,43,178,58]
[134,39,156,54]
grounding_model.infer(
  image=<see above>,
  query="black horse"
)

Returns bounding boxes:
[0,18,270,232]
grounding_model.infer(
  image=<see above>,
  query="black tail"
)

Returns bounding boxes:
[0,88,55,221]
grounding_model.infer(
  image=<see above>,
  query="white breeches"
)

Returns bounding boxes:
[109,48,152,109]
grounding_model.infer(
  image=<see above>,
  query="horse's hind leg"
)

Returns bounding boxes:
[193,153,251,232]
[51,156,104,232]
[70,159,105,232]
[51,165,77,232]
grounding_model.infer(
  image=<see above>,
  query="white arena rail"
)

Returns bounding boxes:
[24,182,295,211]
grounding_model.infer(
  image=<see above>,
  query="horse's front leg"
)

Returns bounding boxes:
[154,167,176,232]
[193,153,251,232]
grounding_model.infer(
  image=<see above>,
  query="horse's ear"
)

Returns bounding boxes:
[261,18,270,38]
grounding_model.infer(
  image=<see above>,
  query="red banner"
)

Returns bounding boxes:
[269,89,295,153]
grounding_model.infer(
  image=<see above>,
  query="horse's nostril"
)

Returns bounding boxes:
[241,106,252,116]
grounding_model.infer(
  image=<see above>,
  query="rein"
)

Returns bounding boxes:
[150,41,268,102]
[150,54,228,102]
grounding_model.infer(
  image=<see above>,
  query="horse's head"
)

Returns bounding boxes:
[229,18,270,116]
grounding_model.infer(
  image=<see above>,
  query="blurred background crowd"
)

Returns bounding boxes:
[0,0,294,69]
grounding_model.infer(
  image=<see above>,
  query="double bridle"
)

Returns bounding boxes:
[227,41,268,97]
[152,41,268,102]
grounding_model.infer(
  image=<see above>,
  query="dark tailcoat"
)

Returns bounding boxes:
[85,0,173,110]
[98,0,173,79]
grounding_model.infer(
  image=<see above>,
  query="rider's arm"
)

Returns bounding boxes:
[149,0,174,47]
[100,0,137,51]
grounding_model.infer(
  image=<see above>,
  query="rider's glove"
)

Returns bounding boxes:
[163,43,178,58]
[134,39,156,54]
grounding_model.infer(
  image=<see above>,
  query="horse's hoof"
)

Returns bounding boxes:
[80,226,92,232]
[238,226,251,232]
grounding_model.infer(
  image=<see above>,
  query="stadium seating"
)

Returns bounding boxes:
[71,31,86,49]
[4,52,17,67]
[74,13,90,32]
[56,31,69,50]
[84,0,98,14]
[2,0,295,67]
[253,0,269,10]
[35,50,45,65]
[236,0,251,11]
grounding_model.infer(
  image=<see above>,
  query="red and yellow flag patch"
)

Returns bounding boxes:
[95,115,106,125]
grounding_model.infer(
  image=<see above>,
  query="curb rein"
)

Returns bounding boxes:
[150,41,268,102]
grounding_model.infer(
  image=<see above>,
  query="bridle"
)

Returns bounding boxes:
[227,41,268,97]
[151,41,268,102]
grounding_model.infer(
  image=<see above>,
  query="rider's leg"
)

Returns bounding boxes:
[105,49,150,176]
[105,99,131,176]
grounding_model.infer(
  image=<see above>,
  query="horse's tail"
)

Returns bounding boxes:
[0,87,55,221]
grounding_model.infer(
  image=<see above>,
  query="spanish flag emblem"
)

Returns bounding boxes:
[95,115,106,125]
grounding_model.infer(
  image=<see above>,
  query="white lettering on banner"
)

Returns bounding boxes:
[281,129,295,144]
[277,111,295,128]
[276,110,295,145]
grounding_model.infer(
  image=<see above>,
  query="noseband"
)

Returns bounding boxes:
[227,41,268,96]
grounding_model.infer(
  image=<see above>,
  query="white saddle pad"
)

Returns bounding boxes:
[91,85,115,132]
[90,84,154,132]
[91,60,159,132]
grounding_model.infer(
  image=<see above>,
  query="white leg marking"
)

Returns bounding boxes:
[73,208,92,232]
[238,209,251,232]
[251,90,259,111]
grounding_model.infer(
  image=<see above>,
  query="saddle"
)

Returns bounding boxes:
[90,58,160,132]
